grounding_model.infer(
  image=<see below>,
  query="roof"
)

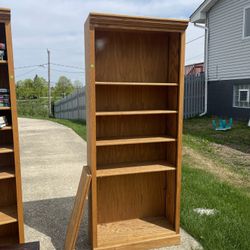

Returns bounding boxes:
[190,0,219,23]
[86,12,189,32]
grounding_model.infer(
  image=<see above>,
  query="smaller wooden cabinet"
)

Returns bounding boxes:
[0,8,24,246]
[85,13,188,250]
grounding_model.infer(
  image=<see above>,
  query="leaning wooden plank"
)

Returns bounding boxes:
[64,166,92,250]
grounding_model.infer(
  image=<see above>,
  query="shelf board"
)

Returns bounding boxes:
[0,206,17,226]
[97,161,176,177]
[0,107,11,110]
[96,110,177,116]
[97,216,177,249]
[96,81,178,87]
[0,146,14,154]
[0,166,15,180]
[96,136,176,146]
[0,126,12,131]
[0,60,7,64]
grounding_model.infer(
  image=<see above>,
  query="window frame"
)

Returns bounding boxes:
[233,84,250,109]
[238,89,249,103]
[243,5,250,39]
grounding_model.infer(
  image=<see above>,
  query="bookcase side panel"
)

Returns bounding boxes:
[165,32,181,229]
[85,19,97,247]
[175,32,186,233]
[5,18,24,244]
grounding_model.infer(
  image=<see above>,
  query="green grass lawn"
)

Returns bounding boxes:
[21,116,250,250]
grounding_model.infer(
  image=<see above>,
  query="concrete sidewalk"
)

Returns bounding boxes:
[19,118,202,250]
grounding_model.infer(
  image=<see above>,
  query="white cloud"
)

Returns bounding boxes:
[1,0,204,83]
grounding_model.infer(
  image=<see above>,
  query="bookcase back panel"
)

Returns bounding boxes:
[97,142,177,166]
[0,153,14,167]
[0,130,13,145]
[0,179,17,207]
[0,65,9,88]
[95,30,170,82]
[97,172,166,223]
[96,85,178,111]
[96,114,177,139]
[0,23,6,43]
[0,223,18,244]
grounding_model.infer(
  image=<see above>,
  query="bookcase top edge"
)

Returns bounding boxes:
[87,12,188,32]
[0,7,11,20]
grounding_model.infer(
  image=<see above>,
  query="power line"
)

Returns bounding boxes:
[51,62,84,70]
[186,35,204,45]
[50,67,85,74]
[15,63,47,70]
[15,67,45,78]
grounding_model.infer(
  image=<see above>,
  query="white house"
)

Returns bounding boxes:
[190,0,250,120]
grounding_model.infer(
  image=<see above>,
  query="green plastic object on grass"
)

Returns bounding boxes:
[212,118,233,131]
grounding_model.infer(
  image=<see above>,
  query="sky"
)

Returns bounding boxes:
[1,0,205,85]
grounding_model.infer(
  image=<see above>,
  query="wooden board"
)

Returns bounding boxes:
[96,217,179,249]
[64,166,92,250]
[0,206,17,225]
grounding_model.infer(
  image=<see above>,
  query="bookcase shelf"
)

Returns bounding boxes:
[96,110,177,116]
[0,146,14,154]
[96,81,178,87]
[85,13,188,249]
[0,206,17,226]
[96,136,176,146]
[0,107,11,110]
[97,161,175,177]
[0,9,24,246]
[0,166,15,180]
[0,126,12,131]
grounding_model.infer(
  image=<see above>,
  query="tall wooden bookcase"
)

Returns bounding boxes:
[85,13,188,250]
[0,8,24,246]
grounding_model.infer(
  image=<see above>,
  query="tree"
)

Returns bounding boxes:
[53,76,74,98]
[33,75,48,98]
[74,80,83,89]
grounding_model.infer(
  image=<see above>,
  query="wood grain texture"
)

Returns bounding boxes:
[95,31,169,83]
[97,217,178,249]
[0,206,17,225]
[0,222,18,246]
[95,81,178,86]
[96,85,177,112]
[97,142,177,167]
[85,13,187,249]
[96,136,176,146]
[97,173,166,223]
[175,32,186,233]
[89,12,188,33]
[97,161,175,177]
[0,166,15,180]
[96,114,177,139]
[0,10,25,244]
[64,167,91,250]
[85,17,98,247]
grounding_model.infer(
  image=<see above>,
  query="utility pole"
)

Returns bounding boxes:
[47,49,51,116]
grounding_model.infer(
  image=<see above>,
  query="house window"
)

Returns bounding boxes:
[233,84,250,108]
[244,7,250,38]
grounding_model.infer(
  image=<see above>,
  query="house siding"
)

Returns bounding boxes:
[207,0,250,81]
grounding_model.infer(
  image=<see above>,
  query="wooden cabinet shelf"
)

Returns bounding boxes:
[0,206,17,226]
[0,107,11,110]
[96,110,177,116]
[97,217,177,249]
[96,136,176,146]
[0,10,24,245]
[0,166,15,180]
[97,161,175,177]
[0,146,14,154]
[0,126,12,131]
[96,81,178,87]
[85,13,187,249]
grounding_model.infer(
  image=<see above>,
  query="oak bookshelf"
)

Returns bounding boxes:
[85,13,188,249]
[0,8,24,246]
